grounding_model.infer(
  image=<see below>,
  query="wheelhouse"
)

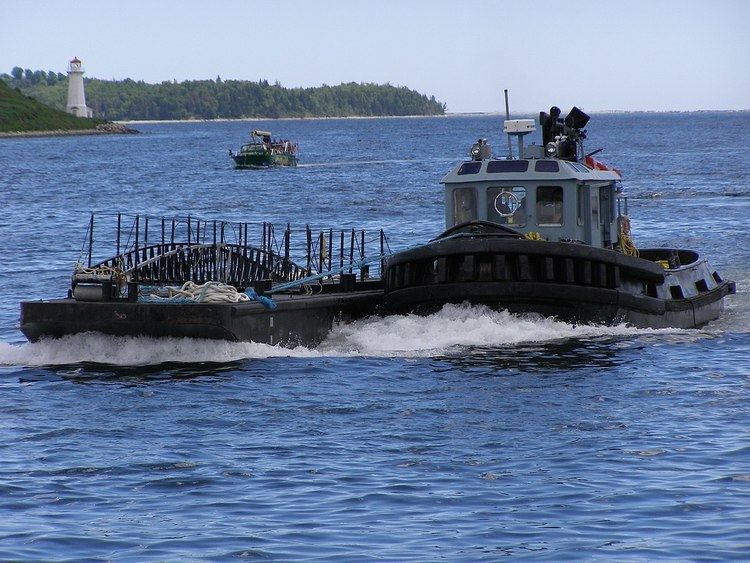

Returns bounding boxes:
[442,115,626,250]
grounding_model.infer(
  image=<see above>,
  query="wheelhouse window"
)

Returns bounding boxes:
[569,162,590,174]
[242,144,264,154]
[537,186,564,226]
[486,160,529,173]
[457,161,482,175]
[534,160,559,172]
[453,187,477,224]
[577,185,585,226]
[487,186,526,226]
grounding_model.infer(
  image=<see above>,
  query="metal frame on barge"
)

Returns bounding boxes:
[20,214,388,345]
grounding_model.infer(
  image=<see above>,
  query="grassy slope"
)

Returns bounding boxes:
[0,81,104,132]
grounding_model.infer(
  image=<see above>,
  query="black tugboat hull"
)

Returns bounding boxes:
[383,236,735,329]
[21,290,382,346]
[384,279,732,329]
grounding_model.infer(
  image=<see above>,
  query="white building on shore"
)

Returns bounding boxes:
[66,57,93,118]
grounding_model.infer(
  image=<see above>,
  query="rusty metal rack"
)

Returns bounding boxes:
[76,213,391,290]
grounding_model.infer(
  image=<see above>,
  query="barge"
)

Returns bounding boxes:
[21,216,386,345]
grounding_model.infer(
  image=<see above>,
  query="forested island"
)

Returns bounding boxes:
[0,80,133,135]
[2,67,446,121]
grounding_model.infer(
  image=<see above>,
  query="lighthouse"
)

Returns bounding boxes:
[66,57,93,118]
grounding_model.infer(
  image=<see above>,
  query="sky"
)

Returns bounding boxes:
[2,0,749,113]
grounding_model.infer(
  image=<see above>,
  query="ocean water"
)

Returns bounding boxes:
[1,113,749,560]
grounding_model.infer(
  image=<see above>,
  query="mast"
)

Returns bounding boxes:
[504,89,512,159]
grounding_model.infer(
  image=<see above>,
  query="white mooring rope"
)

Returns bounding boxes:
[147,281,251,303]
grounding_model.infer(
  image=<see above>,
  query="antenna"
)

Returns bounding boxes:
[503,93,536,160]
[504,89,512,159]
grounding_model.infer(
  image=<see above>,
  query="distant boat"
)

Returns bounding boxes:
[229,129,298,168]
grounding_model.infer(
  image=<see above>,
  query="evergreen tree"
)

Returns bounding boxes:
[6,67,447,120]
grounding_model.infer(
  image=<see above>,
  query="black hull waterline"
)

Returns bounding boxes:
[21,290,383,346]
[383,236,735,329]
[384,278,731,328]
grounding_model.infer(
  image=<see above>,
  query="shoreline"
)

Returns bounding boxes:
[0,129,128,139]
[119,114,449,125]
[0,123,139,139]
[119,108,749,125]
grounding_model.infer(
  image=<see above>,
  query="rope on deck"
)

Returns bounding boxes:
[140,281,277,309]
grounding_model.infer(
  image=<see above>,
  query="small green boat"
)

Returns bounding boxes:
[230,129,299,168]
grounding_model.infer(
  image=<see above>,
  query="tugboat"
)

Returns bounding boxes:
[230,129,298,168]
[382,101,735,328]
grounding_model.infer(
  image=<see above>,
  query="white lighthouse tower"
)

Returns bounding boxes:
[66,57,93,117]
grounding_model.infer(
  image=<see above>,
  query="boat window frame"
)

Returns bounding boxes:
[534,160,560,173]
[599,184,617,226]
[486,185,527,227]
[486,160,529,173]
[457,161,482,175]
[577,184,586,226]
[452,187,478,224]
[569,162,590,174]
[536,185,564,227]
[241,143,266,154]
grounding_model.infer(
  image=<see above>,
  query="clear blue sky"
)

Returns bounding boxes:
[2,0,748,112]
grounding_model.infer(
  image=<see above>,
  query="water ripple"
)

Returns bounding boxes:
[1,115,748,560]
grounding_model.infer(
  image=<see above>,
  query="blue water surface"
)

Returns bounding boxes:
[1,113,749,560]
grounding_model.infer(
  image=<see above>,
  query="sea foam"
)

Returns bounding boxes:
[0,303,682,367]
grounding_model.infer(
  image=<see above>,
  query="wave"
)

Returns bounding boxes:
[629,189,749,200]
[296,157,456,168]
[0,304,687,367]
[319,304,679,356]
[0,334,322,367]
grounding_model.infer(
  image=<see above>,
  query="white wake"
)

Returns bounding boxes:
[0,303,684,367]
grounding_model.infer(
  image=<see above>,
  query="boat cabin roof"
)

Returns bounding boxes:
[442,156,621,185]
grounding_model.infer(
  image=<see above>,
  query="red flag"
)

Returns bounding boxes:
[584,156,621,178]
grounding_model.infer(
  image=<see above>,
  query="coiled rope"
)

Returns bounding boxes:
[145,281,249,303]
[618,216,639,257]
[74,262,127,279]
[141,281,276,309]
[74,262,128,291]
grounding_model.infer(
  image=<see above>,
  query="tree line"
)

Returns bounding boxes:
[1,67,446,120]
